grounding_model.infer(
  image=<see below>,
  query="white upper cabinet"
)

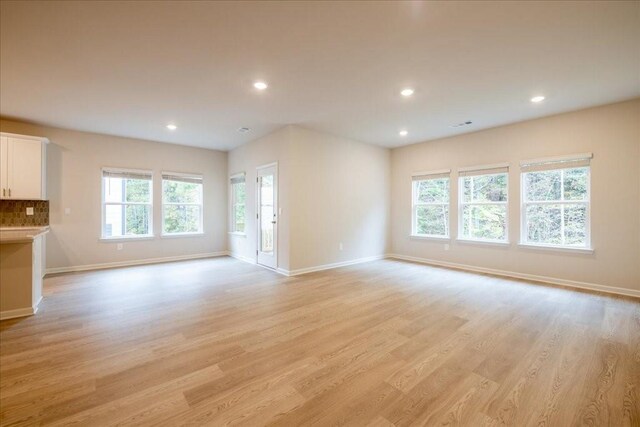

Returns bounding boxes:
[0,133,48,200]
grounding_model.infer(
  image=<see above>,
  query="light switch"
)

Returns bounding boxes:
[65,208,71,215]
[117,243,123,250]
[26,207,34,216]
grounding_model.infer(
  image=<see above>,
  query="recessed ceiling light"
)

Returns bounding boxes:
[166,124,177,130]
[531,95,545,103]
[238,127,251,133]
[401,88,414,97]
[254,81,268,90]
[399,130,408,136]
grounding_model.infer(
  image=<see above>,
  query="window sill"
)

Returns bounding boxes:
[518,243,594,254]
[456,238,510,247]
[100,235,155,242]
[228,232,247,237]
[410,234,450,241]
[161,232,204,239]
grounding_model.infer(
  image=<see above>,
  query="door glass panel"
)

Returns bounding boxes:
[260,175,274,253]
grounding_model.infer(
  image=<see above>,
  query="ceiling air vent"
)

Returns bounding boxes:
[450,121,473,128]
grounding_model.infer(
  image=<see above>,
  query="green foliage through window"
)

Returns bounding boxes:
[460,173,508,242]
[231,181,246,233]
[523,167,588,247]
[103,176,152,237]
[162,177,203,234]
[413,177,450,237]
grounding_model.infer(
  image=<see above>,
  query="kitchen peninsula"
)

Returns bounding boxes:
[0,226,48,319]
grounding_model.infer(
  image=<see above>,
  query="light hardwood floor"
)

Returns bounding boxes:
[0,257,638,426]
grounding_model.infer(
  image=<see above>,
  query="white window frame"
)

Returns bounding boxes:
[229,172,246,235]
[519,154,592,251]
[457,163,509,244]
[101,167,154,240]
[161,171,204,236]
[411,169,451,239]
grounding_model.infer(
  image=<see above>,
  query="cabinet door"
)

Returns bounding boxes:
[8,137,43,199]
[0,137,7,198]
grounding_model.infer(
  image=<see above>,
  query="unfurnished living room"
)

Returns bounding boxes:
[0,1,639,425]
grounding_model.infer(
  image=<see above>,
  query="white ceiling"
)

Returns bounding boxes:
[1,1,639,151]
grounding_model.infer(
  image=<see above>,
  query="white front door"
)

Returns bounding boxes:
[256,163,277,269]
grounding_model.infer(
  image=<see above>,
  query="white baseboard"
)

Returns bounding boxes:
[278,255,386,277]
[276,267,291,276]
[41,249,637,299]
[33,296,43,314]
[45,251,229,275]
[0,307,35,320]
[0,295,42,321]
[229,252,290,276]
[228,252,256,265]
[387,253,640,299]
[229,252,386,277]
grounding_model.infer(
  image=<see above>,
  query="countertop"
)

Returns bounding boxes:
[0,226,50,244]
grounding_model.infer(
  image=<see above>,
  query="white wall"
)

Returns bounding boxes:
[4,100,638,295]
[0,119,228,270]
[227,126,293,270]
[228,125,390,273]
[390,99,640,293]
[288,126,390,272]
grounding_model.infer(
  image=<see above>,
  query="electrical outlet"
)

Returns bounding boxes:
[26,207,34,216]
[444,244,450,251]
[117,243,123,251]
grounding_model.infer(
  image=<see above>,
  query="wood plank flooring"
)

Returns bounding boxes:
[0,257,638,426]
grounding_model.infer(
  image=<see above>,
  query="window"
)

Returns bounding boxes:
[458,165,509,242]
[230,173,246,234]
[411,170,450,238]
[102,169,153,238]
[521,154,591,249]
[162,173,203,235]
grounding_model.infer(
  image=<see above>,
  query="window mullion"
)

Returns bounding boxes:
[443,203,449,236]
[416,202,448,207]
[561,204,565,246]
[560,169,565,246]
[462,201,507,205]
[469,177,474,236]
[120,179,126,235]
[106,202,151,206]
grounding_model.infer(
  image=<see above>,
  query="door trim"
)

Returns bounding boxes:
[256,162,278,269]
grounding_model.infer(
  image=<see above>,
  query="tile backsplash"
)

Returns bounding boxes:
[0,200,49,227]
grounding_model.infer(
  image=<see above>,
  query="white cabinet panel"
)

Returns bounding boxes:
[0,137,7,198]
[0,133,47,200]
[8,138,43,199]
